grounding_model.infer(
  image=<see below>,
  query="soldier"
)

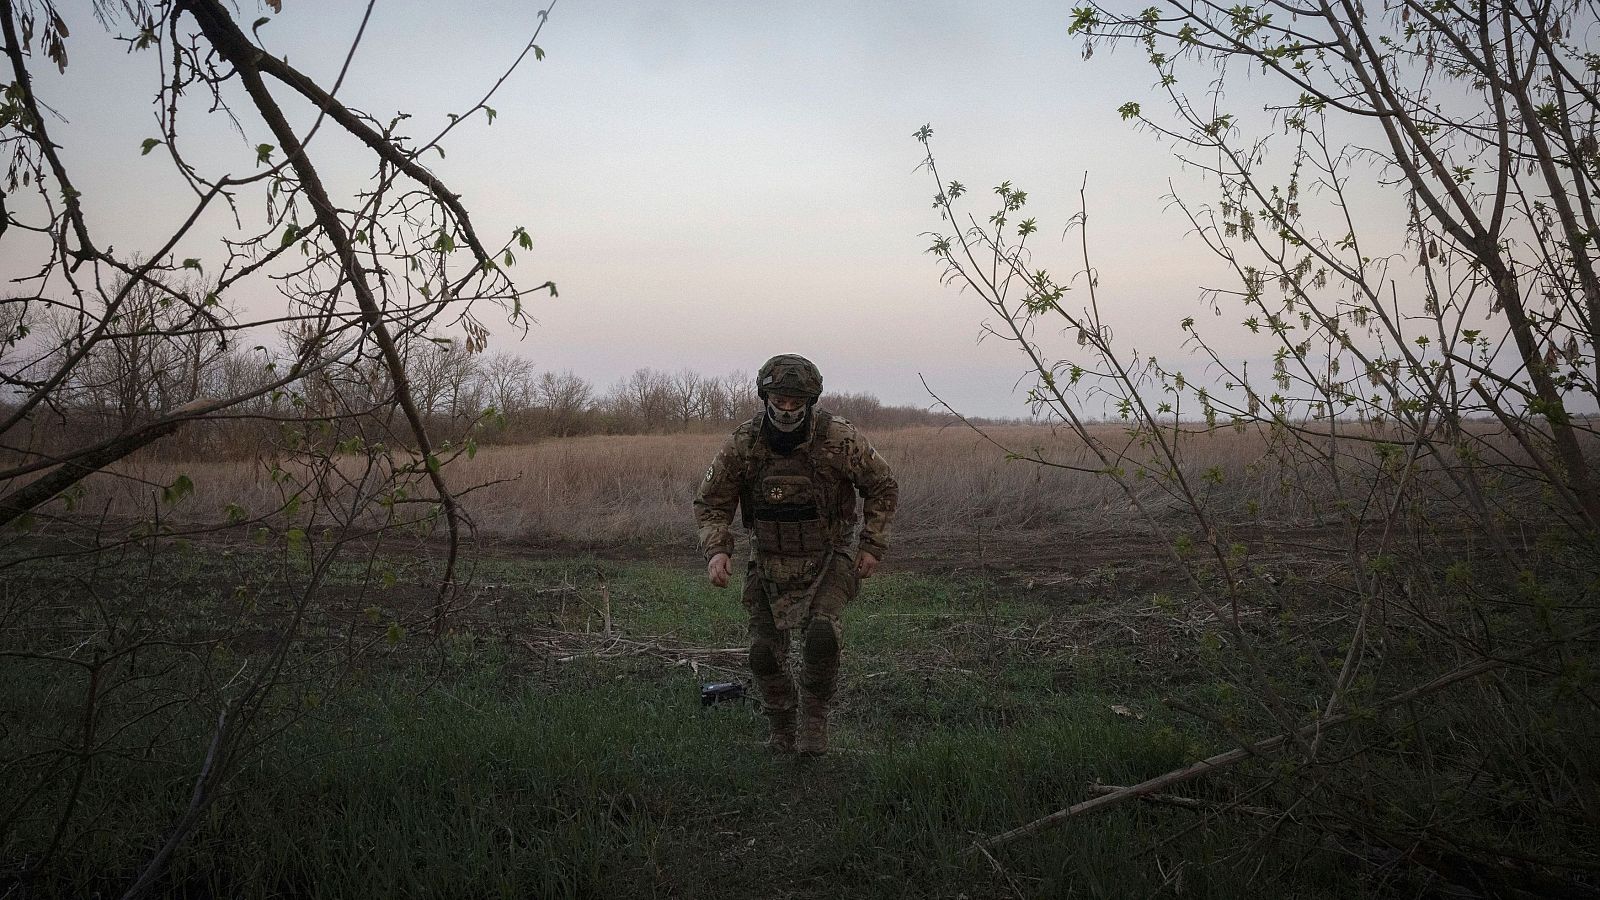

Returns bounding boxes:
[694,354,898,756]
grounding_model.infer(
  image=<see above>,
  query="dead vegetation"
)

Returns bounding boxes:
[40,421,1472,556]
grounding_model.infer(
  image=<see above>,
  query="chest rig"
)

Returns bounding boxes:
[742,411,838,629]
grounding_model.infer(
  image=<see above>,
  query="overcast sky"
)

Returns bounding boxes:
[12,1,1289,419]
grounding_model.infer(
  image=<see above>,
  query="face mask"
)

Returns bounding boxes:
[766,400,808,432]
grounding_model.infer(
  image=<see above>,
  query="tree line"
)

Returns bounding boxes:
[3,283,964,460]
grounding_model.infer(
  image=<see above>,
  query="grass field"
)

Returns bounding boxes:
[8,421,1591,897]
[0,542,1357,899]
[59,424,1292,539]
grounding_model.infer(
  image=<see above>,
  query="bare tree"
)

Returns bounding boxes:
[0,1,558,892]
[607,367,672,432]
[480,352,538,419]
[821,391,884,426]
[402,335,483,425]
[916,0,1600,889]
[23,271,229,434]
[666,368,707,428]
[712,369,758,422]
[535,369,594,437]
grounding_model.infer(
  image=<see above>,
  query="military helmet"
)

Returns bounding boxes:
[757,354,823,400]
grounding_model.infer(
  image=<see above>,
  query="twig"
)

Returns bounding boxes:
[119,708,228,900]
[523,632,745,667]
[976,843,1029,900]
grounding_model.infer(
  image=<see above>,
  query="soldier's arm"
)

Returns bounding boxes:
[842,428,898,561]
[693,433,747,560]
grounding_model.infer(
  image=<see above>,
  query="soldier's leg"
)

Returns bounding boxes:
[743,562,796,750]
[797,554,859,756]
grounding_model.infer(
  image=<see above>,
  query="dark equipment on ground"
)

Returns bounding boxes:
[700,681,746,706]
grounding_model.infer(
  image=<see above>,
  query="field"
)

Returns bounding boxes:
[61,423,1303,556]
[4,424,1594,898]
[1,538,1358,899]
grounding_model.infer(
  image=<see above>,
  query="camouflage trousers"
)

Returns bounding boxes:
[742,553,859,717]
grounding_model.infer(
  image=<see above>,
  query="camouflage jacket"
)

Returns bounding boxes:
[694,409,898,562]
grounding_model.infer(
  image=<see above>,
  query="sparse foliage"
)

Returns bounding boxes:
[920,0,1600,890]
[0,1,556,891]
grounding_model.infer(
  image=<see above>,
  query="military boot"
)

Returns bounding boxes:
[796,697,828,756]
[765,709,796,753]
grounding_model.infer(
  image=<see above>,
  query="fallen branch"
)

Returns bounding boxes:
[520,631,745,667]
[1100,783,1600,898]
[971,655,1502,853]
[1085,783,1277,818]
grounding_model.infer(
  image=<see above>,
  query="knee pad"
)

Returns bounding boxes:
[802,615,841,666]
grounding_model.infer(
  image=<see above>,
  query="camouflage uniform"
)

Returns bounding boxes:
[695,384,897,755]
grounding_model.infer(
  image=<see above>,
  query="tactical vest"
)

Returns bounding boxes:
[740,410,839,629]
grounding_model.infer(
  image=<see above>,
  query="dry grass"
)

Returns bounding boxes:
[57,423,1299,553]
[455,422,1317,545]
[62,416,1567,560]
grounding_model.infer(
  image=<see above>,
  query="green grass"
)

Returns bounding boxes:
[0,545,1357,899]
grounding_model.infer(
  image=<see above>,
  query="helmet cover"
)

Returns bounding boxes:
[757,354,823,400]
